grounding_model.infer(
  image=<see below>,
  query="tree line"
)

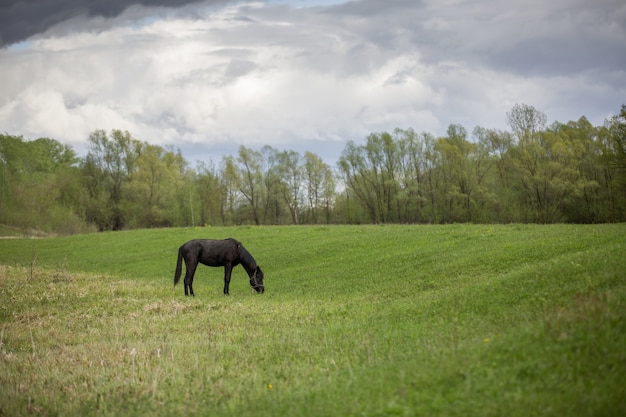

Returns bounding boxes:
[1,103,625,234]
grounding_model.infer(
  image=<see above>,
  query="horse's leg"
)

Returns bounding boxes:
[184,258,198,297]
[223,264,233,295]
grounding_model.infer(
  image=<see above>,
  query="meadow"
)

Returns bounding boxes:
[0,224,624,416]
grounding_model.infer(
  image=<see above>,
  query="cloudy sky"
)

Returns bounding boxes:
[1,0,625,164]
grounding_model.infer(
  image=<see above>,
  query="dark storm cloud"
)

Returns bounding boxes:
[0,0,230,46]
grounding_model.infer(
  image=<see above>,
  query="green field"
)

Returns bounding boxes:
[0,224,624,416]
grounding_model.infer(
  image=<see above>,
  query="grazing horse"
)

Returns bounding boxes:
[174,238,265,296]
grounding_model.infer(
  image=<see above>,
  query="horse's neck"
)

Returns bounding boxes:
[239,248,257,276]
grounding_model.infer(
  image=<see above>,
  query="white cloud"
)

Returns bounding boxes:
[0,0,624,164]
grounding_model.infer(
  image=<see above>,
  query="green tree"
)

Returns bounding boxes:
[603,104,626,220]
[220,156,240,225]
[506,104,567,222]
[275,150,304,224]
[472,127,510,222]
[549,118,603,222]
[0,134,84,233]
[304,151,335,224]
[195,161,224,227]
[338,140,380,223]
[420,132,442,223]
[395,128,427,223]
[124,143,186,228]
[235,145,264,225]
[261,146,283,225]
[338,132,404,223]
[436,124,476,222]
[83,130,140,230]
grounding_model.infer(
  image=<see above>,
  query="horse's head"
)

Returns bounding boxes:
[250,266,265,293]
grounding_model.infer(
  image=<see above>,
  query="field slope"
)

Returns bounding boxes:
[0,224,625,416]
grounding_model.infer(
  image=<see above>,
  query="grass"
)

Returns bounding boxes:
[0,224,624,416]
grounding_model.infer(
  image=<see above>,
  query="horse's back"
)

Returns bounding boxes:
[182,238,240,266]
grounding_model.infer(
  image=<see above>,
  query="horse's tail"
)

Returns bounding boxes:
[173,246,183,287]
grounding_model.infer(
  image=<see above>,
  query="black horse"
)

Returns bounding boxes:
[174,238,264,296]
